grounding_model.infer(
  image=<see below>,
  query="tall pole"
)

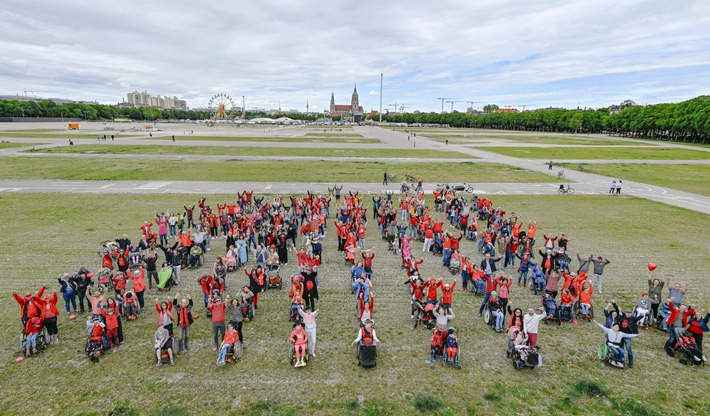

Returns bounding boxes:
[379,72,383,123]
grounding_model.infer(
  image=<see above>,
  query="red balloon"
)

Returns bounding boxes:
[648,262,657,271]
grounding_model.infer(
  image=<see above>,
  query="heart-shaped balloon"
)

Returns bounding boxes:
[648,262,657,271]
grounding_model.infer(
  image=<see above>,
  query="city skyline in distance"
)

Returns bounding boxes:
[1,0,709,113]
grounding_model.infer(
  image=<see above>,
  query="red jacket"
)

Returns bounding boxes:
[441,281,456,304]
[208,300,226,323]
[223,330,239,345]
[127,268,146,293]
[423,279,442,300]
[13,287,45,318]
[666,301,692,327]
[25,316,44,336]
[36,294,60,319]
[100,307,120,330]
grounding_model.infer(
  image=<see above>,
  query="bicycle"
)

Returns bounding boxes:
[577,165,586,172]
[404,174,417,182]
[557,170,565,179]
[388,174,399,182]
[557,185,574,195]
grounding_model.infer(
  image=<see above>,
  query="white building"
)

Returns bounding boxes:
[126,91,187,109]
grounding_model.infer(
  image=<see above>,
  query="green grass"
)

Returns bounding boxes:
[474,146,710,160]
[0,158,548,182]
[149,135,380,143]
[0,132,136,138]
[0,142,44,149]
[304,133,363,137]
[563,163,710,196]
[0,194,708,415]
[429,134,647,146]
[32,144,475,159]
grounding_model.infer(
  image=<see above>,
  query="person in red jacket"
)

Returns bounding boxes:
[440,280,457,313]
[560,289,575,322]
[362,250,375,280]
[99,302,121,353]
[208,292,226,351]
[23,315,44,356]
[35,292,60,345]
[217,322,240,366]
[127,267,146,311]
[13,287,46,325]
[422,277,442,306]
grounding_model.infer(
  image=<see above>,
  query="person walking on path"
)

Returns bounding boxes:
[383,172,388,185]
[609,180,617,194]
[616,180,622,195]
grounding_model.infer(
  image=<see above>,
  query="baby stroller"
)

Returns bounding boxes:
[414,300,436,329]
[666,334,705,366]
[449,256,461,275]
[357,341,377,368]
[266,263,282,289]
[511,345,541,370]
[85,318,108,363]
[157,267,176,290]
[128,245,142,267]
[225,252,238,272]
[96,267,114,292]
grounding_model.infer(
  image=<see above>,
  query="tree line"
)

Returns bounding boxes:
[375,95,710,143]
[0,100,326,123]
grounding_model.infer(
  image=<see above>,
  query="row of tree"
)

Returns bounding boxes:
[376,96,710,143]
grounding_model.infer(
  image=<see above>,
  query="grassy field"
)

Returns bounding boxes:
[149,135,380,144]
[305,133,363,137]
[0,193,708,415]
[563,163,710,197]
[428,134,649,146]
[0,142,44,149]
[0,158,551,183]
[473,146,710,160]
[31,145,475,159]
[0,132,136,139]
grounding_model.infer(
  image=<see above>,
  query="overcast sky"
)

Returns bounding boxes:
[2,0,709,112]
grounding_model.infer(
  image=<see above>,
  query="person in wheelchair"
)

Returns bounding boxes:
[289,322,309,367]
[542,293,557,319]
[560,289,574,321]
[593,320,640,365]
[154,323,174,366]
[23,315,44,357]
[444,329,459,364]
[216,323,240,366]
[187,244,203,269]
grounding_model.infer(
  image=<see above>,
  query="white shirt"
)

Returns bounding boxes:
[524,312,546,334]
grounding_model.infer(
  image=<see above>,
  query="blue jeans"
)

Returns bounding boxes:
[461,271,470,290]
[442,249,452,266]
[622,337,634,365]
[169,224,176,237]
[518,270,528,284]
[493,310,504,330]
[475,280,486,293]
[62,291,77,313]
[581,304,590,315]
[408,225,417,238]
[479,293,491,314]
[26,332,39,350]
[608,344,624,361]
[218,343,233,362]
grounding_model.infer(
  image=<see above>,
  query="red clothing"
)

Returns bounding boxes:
[450,234,463,250]
[90,324,104,341]
[223,330,239,345]
[290,328,308,345]
[579,286,594,304]
[423,279,442,301]
[36,294,60,319]
[13,287,45,318]
[100,307,120,330]
[362,253,375,268]
[25,316,43,336]
[208,300,226,323]
[200,276,214,296]
[127,268,146,293]
[561,292,574,306]
[156,302,174,325]
[441,281,456,304]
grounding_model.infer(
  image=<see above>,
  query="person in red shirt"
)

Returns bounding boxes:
[290,322,309,367]
[99,302,121,353]
[13,287,46,325]
[35,292,60,345]
[127,267,147,311]
[23,315,44,356]
[217,322,240,366]
[560,289,575,322]
[361,250,375,280]
[422,277,442,306]
[441,280,457,313]
[208,293,226,351]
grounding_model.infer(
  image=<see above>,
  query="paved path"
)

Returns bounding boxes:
[0,125,708,214]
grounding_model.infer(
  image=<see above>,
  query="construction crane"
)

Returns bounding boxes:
[399,105,410,113]
[23,89,56,97]
[437,98,455,114]
[445,100,470,112]
[388,103,398,114]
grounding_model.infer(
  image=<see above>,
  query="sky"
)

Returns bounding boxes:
[2,0,710,113]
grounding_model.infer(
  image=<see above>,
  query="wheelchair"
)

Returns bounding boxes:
[574,300,595,321]
[289,341,310,367]
[20,326,50,356]
[219,340,243,365]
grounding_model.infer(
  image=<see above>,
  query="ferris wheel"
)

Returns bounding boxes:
[208,93,236,119]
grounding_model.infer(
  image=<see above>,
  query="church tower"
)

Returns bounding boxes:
[351,84,359,115]
[330,92,335,114]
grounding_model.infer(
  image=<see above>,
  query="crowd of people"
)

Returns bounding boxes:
[12,187,708,371]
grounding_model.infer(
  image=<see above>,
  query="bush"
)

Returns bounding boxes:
[614,399,661,416]
[572,379,607,398]
[413,394,444,413]
[107,402,138,416]
[483,392,502,402]
[147,405,189,416]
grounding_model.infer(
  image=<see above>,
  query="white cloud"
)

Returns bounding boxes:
[1,0,708,111]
